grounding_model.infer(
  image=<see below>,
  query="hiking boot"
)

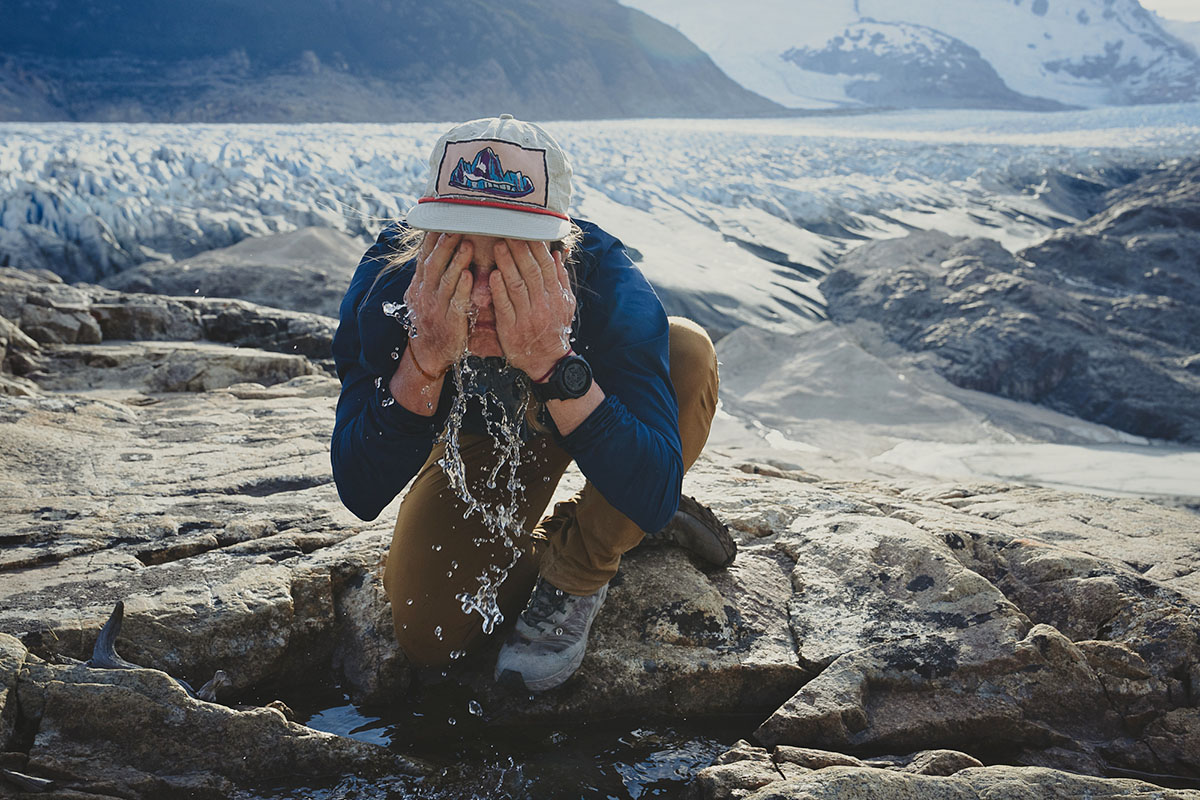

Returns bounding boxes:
[640,494,737,569]
[494,576,608,692]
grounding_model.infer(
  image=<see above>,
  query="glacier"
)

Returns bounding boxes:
[2,104,1200,500]
[4,105,1200,334]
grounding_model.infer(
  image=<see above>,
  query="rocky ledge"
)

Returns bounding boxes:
[821,159,1200,444]
[1,267,1198,798]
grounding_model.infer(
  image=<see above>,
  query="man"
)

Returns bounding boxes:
[331,114,730,692]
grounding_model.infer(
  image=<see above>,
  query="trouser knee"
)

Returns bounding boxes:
[667,317,718,468]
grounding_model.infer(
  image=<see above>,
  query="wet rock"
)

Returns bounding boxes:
[325,552,412,705]
[13,650,426,798]
[688,740,788,800]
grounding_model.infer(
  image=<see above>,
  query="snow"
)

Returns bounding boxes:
[620,0,1200,108]
[2,105,1200,501]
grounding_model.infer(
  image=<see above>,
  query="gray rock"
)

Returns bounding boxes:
[13,646,427,798]
[4,270,1200,796]
[821,161,1200,443]
[735,765,1199,800]
[692,744,1182,800]
[0,267,338,372]
[100,227,367,318]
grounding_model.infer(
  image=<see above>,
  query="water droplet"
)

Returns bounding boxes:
[390,349,400,360]
[435,544,442,551]
[451,561,459,569]
[554,626,564,636]
[434,626,443,640]
[406,598,414,606]
[446,571,453,578]
[468,700,483,717]
[448,717,457,726]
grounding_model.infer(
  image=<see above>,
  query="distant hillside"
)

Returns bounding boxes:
[0,0,782,122]
[620,0,1200,109]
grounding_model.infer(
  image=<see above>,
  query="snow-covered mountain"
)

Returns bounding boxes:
[1162,17,1200,53]
[620,0,1200,109]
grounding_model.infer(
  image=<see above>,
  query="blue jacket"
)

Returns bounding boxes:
[330,219,683,532]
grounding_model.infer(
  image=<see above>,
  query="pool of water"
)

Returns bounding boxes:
[257,681,753,799]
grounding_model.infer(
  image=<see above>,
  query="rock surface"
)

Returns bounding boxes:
[2,268,1199,797]
[100,227,367,318]
[821,160,1200,444]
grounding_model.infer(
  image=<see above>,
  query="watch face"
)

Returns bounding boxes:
[561,359,591,396]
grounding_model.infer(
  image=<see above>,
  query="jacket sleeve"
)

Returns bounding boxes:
[556,228,684,533]
[330,227,442,521]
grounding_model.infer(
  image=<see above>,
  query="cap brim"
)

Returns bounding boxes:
[406,202,571,242]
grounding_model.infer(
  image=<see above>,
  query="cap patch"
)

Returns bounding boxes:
[438,139,549,207]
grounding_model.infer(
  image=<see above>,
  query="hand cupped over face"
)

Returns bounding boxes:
[489,238,575,379]
[402,232,474,374]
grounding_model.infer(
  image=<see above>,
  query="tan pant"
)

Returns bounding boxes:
[382,317,718,665]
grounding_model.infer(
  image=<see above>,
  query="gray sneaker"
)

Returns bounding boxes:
[495,576,608,692]
[641,494,737,569]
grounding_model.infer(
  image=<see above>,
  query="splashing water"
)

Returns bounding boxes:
[440,357,532,636]
[383,297,539,639]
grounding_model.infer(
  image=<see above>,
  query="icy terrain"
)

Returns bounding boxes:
[3,104,1200,500]
[619,0,1200,108]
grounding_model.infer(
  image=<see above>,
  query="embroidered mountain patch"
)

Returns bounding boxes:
[448,147,534,198]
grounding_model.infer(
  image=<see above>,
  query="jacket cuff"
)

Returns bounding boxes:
[370,375,442,438]
[557,394,621,455]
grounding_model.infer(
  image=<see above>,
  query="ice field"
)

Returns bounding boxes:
[3,104,1200,501]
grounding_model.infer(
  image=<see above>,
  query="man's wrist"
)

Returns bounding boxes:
[533,350,574,384]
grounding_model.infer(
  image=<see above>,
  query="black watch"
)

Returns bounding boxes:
[531,354,593,402]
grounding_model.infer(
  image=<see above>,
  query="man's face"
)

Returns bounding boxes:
[461,234,505,358]
[457,233,566,360]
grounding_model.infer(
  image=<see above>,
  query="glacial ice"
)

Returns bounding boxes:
[3,105,1199,503]
[3,105,1199,337]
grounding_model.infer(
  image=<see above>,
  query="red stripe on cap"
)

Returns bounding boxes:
[417,196,569,221]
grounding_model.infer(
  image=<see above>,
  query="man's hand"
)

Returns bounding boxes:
[490,239,575,378]
[403,233,474,375]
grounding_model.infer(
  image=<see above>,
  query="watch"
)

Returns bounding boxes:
[530,353,593,402]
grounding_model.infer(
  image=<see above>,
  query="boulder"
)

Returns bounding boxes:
[3,268,1200,797]
[692,763,1200,800]
[820,161,1200,443]
[100,226,367,318]
[11,644,427,798]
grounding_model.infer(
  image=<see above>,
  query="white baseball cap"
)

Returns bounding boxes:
[405,114,574,241]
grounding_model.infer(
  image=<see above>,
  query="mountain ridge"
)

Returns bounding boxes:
[619,0,1200,109]
[0,0,782,122]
